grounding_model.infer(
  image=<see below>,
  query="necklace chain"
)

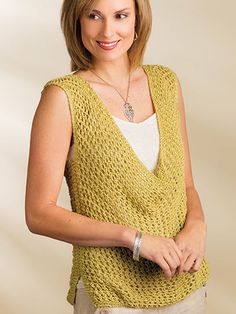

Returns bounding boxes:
[89,67,135,122]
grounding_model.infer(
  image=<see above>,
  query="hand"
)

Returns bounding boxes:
[139,234,183,280]
[174,220,207,274]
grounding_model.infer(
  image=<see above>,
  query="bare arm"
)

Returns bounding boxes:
[25,85,136,249]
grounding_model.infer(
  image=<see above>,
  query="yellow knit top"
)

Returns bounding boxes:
[42,64,210,308]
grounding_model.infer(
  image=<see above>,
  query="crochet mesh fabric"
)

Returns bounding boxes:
[42,64,210,308]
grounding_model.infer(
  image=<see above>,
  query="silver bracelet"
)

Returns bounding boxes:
[132,231,142,261]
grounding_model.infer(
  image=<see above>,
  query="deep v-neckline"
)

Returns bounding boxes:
[69,65,162,179]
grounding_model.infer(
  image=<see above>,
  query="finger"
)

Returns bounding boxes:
[163,252,179,279]
[169,247,183,268]
[157,256,172,280]
[173,242,184,263]
[189,256,203,273]
[168,249,181,270]
[164,253,177,272]
[183,254,197,272]
[178,250,189,274]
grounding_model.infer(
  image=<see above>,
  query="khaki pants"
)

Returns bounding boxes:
[73,284,207,314]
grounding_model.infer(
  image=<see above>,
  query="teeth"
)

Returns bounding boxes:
[98,41,118,47]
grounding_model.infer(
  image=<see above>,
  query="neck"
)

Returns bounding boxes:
[90,56,133,87]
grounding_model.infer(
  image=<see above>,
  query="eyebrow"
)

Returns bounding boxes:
[90,8,131,14]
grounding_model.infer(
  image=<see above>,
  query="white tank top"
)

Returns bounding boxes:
[76,112,160,288]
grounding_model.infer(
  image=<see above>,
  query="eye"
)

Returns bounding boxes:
[88,13,100,20]
[116,13,128,19]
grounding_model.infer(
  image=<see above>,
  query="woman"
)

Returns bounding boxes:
[25,0,210,313]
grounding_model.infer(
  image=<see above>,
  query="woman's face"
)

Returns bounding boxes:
[79,0,136,64]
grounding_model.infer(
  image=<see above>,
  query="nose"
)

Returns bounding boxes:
[100,18,114,39]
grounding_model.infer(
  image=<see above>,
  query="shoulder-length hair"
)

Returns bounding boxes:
[60,0,152,72]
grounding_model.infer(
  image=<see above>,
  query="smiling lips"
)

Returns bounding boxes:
[97,40,120,50]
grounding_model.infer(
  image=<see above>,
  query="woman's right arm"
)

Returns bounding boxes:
[25,85,136,248]
[25,85,183,280]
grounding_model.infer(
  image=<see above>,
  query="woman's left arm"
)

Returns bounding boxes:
[174,77,207,275]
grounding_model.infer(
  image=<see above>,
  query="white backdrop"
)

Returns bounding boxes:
[0,1,236,313]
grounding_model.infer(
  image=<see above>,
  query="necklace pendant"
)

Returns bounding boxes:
[123,102,134,122]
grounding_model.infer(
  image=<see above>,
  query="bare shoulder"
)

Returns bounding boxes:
[37,83,71,125]
[31,83,72,160]
[40,83,68,107]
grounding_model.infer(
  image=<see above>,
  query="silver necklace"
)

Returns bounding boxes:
[89,68,135,122]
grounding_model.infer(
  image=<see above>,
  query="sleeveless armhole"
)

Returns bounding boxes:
[171,70,183,136]
[41,78,77,164]
[158,65,181,126]
[171,70,181,122]
[158,65,185,172]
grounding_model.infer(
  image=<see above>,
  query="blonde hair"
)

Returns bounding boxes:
[60,0,152,72]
